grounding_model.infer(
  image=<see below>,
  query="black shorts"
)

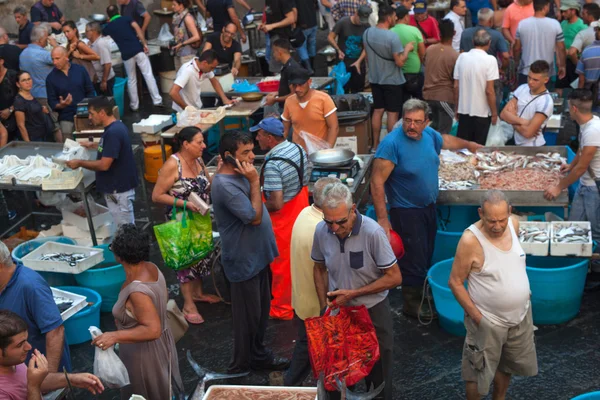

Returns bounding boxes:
[371,83,404,113]
[555,58,578,89]
[457,114,492,145]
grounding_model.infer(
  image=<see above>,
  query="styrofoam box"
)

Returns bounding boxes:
[550,221,593,257]
[52,287,87,321]
[202,385,317,400]
[61,203,112,232]
[21,242,104,274]
[61,221,114,239]
[519,222,550,256]
[132,114,173,134]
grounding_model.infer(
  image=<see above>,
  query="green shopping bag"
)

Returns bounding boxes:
[154,199,214,271]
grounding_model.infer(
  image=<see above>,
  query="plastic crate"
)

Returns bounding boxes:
[61,203,112,232]
[257,81,280,92]
[41,169,83,191]
[51,287,87,321]
[21,242,104,274]
[519,222,550,257]
[550,221,593,257]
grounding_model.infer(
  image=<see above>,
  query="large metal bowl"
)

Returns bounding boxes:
[89,14,108,23]
[309,148,355,167]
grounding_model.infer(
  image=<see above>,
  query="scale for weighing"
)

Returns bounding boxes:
[310,160,360,182]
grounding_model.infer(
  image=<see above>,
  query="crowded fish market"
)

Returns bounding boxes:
[2,0,600,398]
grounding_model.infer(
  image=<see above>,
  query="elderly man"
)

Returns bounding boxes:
[371,99,482,319]
[66,97,138,227]
[0,310,104,399]
[85,22,116,97]
[282,68,339,151]
[0,242,71,373]
[449,190,537,400]
[30,0,65,35]
[409,0,440,47]
[118,0,151,38]
[283,177,340,386]
[454,29,499,145]
[252,117,310,320]
[312,182,401,400]
[445,0,467,52]
[14,6,34,49]
[204,23,243,76]
[104,5,163,111]
[212,131,289,374]
[170,50,233,112]
[0,27,22,71]
[46,46,95,140]
[501,60,553,146]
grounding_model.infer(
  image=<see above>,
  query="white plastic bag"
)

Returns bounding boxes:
[176,106,202,127]
[299,130,331,155]
[485,120,513,146]
[89,326,130,389]
[158,23,174,42]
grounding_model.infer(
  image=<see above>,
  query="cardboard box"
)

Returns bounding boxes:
[74,106,120,132]
[336,118,370,155]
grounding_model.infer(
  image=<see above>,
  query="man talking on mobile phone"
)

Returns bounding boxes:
[66,96,138,227]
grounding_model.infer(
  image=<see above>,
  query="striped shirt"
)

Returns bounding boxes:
[331,0,369,22]
[576,41,600,90]
[262,140,309,202]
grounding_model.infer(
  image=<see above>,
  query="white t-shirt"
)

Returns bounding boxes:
[512,84,553,146]
[515,16,564,76]
[172,58,216,112]
[444,10,464,52]
[579,115,600,186]
[571,22,599,52]
[89,36,116,83]
[454,49,500,118]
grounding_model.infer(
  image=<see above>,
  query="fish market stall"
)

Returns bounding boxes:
[202,385,317,399]
[437,146,570,218]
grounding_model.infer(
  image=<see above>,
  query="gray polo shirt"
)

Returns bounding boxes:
[311,212,397,309]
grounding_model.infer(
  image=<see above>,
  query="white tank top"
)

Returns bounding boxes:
[466,220,531,328]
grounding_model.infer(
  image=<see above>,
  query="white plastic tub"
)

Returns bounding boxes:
[51,287,87,321]
[519,222,550,256]
[550,221,593,257]
[61,203,112,232]
[21,242,104,274]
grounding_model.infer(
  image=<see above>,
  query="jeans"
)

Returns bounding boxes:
[123,52,163,109]
[570,185,600,244]
[296,26,317,61]
[104,188,135,228]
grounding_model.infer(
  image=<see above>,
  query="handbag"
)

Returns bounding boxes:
[166,299,189,343]
[178,11,203,49]
[289,27,306,48]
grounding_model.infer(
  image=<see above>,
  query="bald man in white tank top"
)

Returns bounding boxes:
[449,190,538,400]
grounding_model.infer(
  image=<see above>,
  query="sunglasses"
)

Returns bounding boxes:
[323,211,351,226]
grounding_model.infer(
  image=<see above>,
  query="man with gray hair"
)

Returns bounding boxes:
[0,241,72,373]
[85,22,116,96]
[283,177,340,386]
[454,28,499,145]
[449,189,537,399]
[312,182,402,399]
[371,99,482,319]
[14,6,34,49]
[0,27,22,71]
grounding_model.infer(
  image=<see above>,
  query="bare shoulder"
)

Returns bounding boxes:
[510,215,520,231]
[457,229,483,257]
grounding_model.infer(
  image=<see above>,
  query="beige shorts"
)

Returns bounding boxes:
[461,306,538,396]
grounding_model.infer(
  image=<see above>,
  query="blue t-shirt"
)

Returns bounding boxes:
[466,0,492,25]
[211,173,279,283]
[103,16,143,61]
[19,44,54,98]
[0,264,71,371]
[375,126,443,208]
[46,63,95,122]
[96,120,139,194]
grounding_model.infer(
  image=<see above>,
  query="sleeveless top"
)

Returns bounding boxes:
[466,219,531,328]
[165,154,210,218]
[172,11,195,58]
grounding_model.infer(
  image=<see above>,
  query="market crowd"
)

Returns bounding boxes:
[1,0,600,398]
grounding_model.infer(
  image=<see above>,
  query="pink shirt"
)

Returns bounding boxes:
[502,2,535,39]
[0,363,28,400]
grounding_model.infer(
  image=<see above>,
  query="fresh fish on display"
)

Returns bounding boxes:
[518,226,550,243]
[53,295,74,313]
[40,253,89,266]
[553,224,591,243]
[439,179,475,190]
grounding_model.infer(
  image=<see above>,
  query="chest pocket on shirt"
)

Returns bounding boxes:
[349,251,364,270]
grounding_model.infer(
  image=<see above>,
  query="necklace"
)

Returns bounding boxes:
[181,153,199,177]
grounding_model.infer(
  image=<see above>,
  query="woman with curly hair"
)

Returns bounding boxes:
[91,224,183,399]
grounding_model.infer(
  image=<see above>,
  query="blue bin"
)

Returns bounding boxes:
[12,237,78,287]
[58,286,102,345]
[114,77,127,117]
[526,256,588,324]
[543,131,558,145]
[437,205,479,231]
[74,244,125,313]
[573,392,600,399]
[428,258,467,336]
[432,230,462,265]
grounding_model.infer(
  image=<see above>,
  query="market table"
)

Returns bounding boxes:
[0,142,150,245]
[200,76,336,98]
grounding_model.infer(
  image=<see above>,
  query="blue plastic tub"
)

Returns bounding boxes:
[428,258,466,336]
[526,256,588,325]
[57,286,102,345]
[437,205,479,231]
[572,392,600,399]
[432,230,462,266]
[543,131,558,146]
[12,237,78,287]
[74,244,125,313]
[114,77,127,117]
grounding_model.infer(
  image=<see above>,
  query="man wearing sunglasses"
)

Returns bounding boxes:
[312,182,401,400]
[370,99,482,320]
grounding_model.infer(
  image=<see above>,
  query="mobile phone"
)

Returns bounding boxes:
[225,154,238,165]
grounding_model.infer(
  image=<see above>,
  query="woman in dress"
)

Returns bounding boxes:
[91,224,183,400]
[152,126,220,325]
[171,0,202,71]
[14,71,54,142]
[62,21,100,82]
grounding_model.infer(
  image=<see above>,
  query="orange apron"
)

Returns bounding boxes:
[261,144,309,320]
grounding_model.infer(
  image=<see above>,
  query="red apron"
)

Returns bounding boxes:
[261,145,309,320]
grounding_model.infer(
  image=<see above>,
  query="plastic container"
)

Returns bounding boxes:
[74,244,126,313]
[159,71,176,94]
[202,385,316,399]
[550,221,593,257]
[519,221,550,256]
[431,230,462,265]
[144,145,172,183]
[572,392,600,399]
[526,255,588,324]
[11,236,78,287]
[428,258,466,336]
[114,77,127,117]
[57,286,102,345]
[543,131,558,146]
[437,205,479,231]
[257,80,280,92]
[21,242,104,274]
[51,287,87,321]
[62,203,112,232]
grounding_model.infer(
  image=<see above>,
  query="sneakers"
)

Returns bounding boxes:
[7,210,16,220]
[402,286,438,320]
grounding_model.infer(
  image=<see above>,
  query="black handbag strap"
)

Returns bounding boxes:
[260,143,305,196]
[365,28,395,62]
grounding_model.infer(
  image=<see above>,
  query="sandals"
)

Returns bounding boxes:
[184,313,205,325]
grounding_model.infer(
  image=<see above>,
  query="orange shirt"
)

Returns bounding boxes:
[282,90,337,151]
[502,2,534,40]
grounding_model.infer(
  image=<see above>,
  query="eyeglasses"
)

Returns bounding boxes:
[323,211,351,226]
[403,118,426,126]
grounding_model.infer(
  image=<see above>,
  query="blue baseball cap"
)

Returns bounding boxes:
[413,0,427,13]
[249,117,284,136]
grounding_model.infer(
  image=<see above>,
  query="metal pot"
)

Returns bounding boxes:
[241,92,264,102]
[89,14,108,23]
[309,148,355,167]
